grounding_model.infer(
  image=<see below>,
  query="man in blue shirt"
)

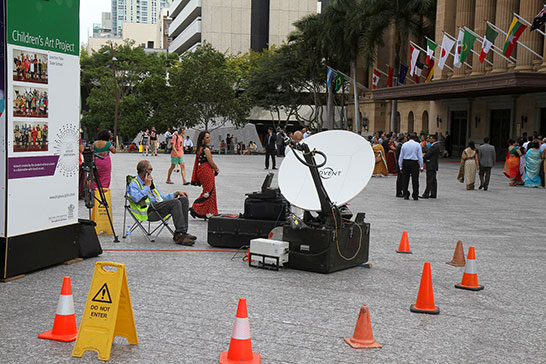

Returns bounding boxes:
[127,160,196,245]
[398,134,424,200]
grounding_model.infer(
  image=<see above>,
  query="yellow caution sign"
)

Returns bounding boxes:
[72,262,138,361]
[91,188,114,235]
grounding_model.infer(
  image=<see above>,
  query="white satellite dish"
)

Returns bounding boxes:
[278,130,374,211]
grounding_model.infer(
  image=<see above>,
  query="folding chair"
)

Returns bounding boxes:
[122,175,174,242]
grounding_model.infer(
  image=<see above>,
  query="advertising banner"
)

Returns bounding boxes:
[5,0,80,237]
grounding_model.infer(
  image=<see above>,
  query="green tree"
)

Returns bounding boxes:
[168,42,252,131]
[80,41,177,141]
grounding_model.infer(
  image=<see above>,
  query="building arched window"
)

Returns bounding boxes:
[408,111,414,133]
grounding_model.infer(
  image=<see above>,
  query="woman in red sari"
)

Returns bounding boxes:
[503,139,523,186]
[386,136,397,175]
[190,131,219,220]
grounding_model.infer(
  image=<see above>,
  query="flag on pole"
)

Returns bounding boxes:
[425,39,437,67]
[409,45,420,76]
[334,72,344,92]
[459,29,477,64]
[530,5,546,31]
[326,66,336,89]
[438,34,455,70]
[372,69,381,90]
[480,24,498,63]
[503,17,527,57]
[453,29,464,68]
[387,66,394,87]
[414,61,424,83]
[425,60,434,83]
[398,63,408,84]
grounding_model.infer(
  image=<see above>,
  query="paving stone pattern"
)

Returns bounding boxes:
[0,151,544,363]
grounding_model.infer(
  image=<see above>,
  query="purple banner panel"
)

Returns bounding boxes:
[8,156,59,179]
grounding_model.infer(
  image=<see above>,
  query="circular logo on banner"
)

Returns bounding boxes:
[54,124,80,177]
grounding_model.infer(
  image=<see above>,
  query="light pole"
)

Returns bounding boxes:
[109,43,120,148]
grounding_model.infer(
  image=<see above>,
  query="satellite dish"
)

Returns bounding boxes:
[278,130,374,211]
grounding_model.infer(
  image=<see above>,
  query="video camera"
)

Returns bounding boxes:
[81,145,104,171]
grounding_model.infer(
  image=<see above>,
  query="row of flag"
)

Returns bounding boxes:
[368,5,546,89]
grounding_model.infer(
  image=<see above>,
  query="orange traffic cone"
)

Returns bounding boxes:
[410,262,439,314]
[219,298,261,364]
[446,240,466,267]
[344,305,382,349]
[396,231,412,254]
[455,246,484,291]
[38,276,78,342]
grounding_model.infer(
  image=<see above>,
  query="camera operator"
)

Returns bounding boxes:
[127,160,196,246]
[91,129,116,189]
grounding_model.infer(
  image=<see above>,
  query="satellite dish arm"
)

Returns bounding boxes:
[285,138,340,224]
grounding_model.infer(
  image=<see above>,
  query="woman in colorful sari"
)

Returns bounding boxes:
[386,136,398,175]
[190,131,219,220]
[91,129,116,189]
[457,141,479,190]
[372,137,388,176]
[523,142,542,188]
[503,139,523,186]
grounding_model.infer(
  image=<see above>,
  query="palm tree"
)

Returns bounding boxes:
[364,0,437,132]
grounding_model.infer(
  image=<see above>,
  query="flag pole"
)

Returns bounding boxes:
[375,67,389,77]
[442,31,473,68]
[422,37,455,71]
[486,20,543,60]
[329,67,369,92]
[456,27,494,66]
[513,12,546,37]
[463,26,507,65]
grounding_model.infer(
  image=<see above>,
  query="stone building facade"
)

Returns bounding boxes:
[357,0,546,158]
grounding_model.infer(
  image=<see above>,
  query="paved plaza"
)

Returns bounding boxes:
[1,151,545,363]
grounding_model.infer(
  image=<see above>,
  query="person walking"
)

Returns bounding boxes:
[164,127,173,154]
[478,137,496,191]
[150,126,158,156]
[421,134,439,199]
[166,128,189,185]
[140,129,150,156]
[458,141,479,190]
[190,131,219,220]
[398,134,423,200]
[264,127,277,169]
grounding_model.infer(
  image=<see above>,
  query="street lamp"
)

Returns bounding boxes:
[104,44,120,148]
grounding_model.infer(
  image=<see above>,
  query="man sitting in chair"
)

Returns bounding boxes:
[127,160,196,245]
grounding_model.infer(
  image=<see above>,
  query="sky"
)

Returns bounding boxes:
[80,0,112,45]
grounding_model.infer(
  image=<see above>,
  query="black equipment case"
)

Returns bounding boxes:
[283,221,370,273]
[243,173,289,221]
[207,215,280,249]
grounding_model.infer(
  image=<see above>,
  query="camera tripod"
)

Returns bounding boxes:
[82,152,119,242]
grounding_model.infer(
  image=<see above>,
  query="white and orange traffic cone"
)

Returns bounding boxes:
[38,276,78,342]
[219,298,261,364]
[455,246,484,291]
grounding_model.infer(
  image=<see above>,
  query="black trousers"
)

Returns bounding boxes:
[423,169,437,198]
[149,197,189,234]
[396,170,404,196]
[479,166,492,189]
[265,149,276,168]
[402,159,419,199]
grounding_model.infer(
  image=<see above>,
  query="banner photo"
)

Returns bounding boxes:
[5,0,80,237]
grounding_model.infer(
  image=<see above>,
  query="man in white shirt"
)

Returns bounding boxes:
[183,136,194,154]
[398,134,424,200]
